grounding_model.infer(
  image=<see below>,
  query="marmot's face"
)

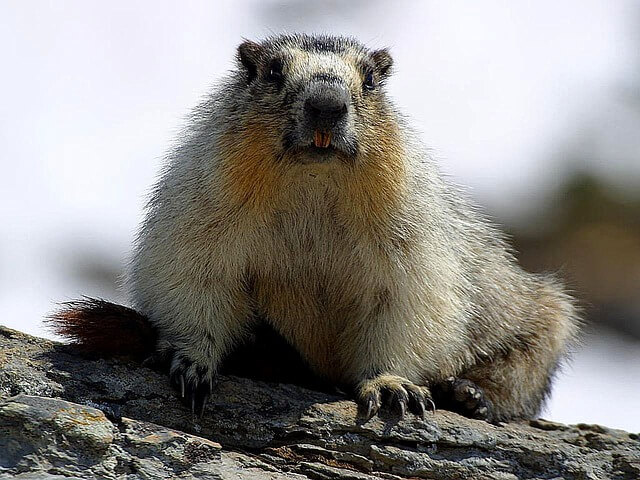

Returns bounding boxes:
[235,35,394,164]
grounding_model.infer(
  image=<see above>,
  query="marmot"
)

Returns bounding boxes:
[50,34,580,422]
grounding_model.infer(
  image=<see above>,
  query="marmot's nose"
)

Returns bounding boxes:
[304,88,349,128]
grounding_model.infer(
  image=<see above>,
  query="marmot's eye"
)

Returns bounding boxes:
[363,70,375,90]
[266,59,283,83]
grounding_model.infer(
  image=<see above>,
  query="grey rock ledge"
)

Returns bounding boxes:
[1,326,638,479]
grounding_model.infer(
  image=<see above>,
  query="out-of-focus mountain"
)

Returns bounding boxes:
[512,173,640,338]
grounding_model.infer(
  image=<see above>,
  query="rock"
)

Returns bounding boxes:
[0,325,639,479]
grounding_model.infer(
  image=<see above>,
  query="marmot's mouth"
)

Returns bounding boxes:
[281,127,357,159]
[313,130,332,148]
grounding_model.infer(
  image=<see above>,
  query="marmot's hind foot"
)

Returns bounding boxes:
[356,374,434,419]
[168,351,215,417]
[433,377,493,421]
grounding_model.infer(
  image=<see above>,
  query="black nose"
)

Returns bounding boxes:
[304,87,349,128]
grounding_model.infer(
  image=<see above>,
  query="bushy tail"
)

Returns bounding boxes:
[47,297,156,362]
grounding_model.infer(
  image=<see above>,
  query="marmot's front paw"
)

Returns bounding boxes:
[168,351,215,417]
[356,374,434,419]
[432,377,493,421]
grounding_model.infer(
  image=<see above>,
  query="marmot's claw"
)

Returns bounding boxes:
[188,380,212,418]
[357,374,433,419]
[432,377,493,421]
[169,353,215,418]
[364,396,380,419]
[390,387,409,416]
[404,382,435,418]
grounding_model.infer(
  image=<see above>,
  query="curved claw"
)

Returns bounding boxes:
[397,398,406,416]
[393,389,409,417]
[405,383,434,418]
[426,397,436,413]
[365,395,381,420]
[168,352,215,418]
[365,398,375,419]
[408,392,427,417]
[186,380,212,417]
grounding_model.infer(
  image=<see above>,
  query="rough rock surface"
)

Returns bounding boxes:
[1,326,638,479]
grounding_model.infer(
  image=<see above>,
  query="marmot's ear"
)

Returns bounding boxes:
[372,48,393,79]
[237,40,264,83]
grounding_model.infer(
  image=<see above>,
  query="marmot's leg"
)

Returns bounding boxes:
[433,346,557,422]
[461,348,554,421]
[462,287,578,421]
[342,295,435,419]
[148,281,254,416]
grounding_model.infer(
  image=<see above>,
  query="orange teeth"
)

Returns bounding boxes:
[314,130,332,148]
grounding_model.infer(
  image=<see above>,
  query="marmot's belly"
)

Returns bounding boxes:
[253,274,361,383]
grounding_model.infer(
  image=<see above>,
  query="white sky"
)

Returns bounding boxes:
[1,0,638,431]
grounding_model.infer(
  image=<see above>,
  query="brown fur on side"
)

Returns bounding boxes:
[47,298,156,361]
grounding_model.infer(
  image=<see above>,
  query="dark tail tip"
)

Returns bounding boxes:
[46,297,156,362]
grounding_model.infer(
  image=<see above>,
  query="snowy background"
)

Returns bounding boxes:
[1,1,639,431]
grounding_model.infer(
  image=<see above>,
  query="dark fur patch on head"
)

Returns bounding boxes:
[250,34,385,68]
[268,34,362,54]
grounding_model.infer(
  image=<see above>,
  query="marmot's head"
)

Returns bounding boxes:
[232,34,395,164]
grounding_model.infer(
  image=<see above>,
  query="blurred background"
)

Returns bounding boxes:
[1,1,638,431]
